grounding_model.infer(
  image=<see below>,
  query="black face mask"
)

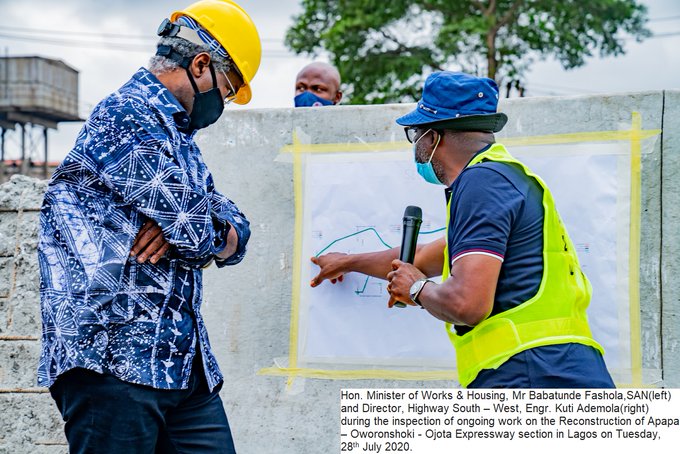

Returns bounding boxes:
[186,63,224,131]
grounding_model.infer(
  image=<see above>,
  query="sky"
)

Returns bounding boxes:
[0,0,679,161]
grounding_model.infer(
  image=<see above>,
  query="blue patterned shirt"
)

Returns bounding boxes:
[37,68,250,391]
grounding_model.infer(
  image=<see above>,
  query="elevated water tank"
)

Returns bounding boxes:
[0,56,83,182]
[0,56,82,129]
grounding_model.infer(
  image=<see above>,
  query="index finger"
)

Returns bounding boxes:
[310,270,325,287]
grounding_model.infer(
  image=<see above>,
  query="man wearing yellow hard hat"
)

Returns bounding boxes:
[37,1,260,452]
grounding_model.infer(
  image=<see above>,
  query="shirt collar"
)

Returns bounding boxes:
[132,67,192,132]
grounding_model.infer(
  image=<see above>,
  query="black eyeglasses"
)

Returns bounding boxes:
[405,127,437,144]
[404,126,422,144]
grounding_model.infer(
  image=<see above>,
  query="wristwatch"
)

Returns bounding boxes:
[409,278,432,306]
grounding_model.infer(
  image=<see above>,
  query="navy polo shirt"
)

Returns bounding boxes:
[447,159,544,336]
[446,149,615,388]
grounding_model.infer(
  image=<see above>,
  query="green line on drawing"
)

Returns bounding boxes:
[315,227,392,257]
[315,227,446,257]
[355,276,370,295]
[421,227,445,235]
[314,226,445,257]
[312,226,445,295]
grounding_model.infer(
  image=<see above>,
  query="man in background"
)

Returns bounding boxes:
[38,1,261,452]
[294,61,343,107]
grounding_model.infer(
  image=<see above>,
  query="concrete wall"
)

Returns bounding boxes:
[0,91,678,453]
[661,90,680,382]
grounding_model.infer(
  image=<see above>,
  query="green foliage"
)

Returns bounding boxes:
[285,0,650,103]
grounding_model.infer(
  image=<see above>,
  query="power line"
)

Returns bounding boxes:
[648,31,680,39]
[0,25,156,41]
[0,31,293,56]
[0,32,151,51]
[0,24,282,44]
[529,82,599,94]
[1,19,678,45]
[649,15,680,22]
[1,25,676,59]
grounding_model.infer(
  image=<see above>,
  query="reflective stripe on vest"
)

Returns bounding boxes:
[443,143,604,387]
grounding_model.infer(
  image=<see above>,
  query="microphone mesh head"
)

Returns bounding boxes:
[404,205,422,219]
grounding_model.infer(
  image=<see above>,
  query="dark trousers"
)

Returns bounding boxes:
[49,360,236,454]
[469,343,616,388]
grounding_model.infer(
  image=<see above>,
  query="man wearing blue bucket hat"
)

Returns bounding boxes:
[310,71,615,388]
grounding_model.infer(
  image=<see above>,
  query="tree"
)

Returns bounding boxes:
[285,0,650,103]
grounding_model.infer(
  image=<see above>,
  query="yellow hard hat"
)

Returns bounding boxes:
[171,0,261,104]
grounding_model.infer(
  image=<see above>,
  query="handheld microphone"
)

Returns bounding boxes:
[393,206,422,308]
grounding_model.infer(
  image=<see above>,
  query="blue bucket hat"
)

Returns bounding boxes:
[396,71,508,132]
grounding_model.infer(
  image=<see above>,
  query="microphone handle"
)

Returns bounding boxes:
[394,217,422,308]
[399,217,422,263]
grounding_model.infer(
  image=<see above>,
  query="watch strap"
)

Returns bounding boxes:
[412,279,431,306]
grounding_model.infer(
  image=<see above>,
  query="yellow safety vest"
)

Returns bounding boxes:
[444,143,604,387]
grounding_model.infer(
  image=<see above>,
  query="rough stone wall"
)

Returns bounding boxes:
[0,176,66,453]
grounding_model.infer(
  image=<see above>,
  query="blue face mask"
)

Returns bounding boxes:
[414,130,443,185]
[294,91,334,107]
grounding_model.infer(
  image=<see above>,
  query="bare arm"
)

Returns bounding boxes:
[420,254,500,325]
[414,236,446,277]
[309,236,446,287]
[387,254,500,326]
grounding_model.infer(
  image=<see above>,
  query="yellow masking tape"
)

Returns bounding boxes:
[258,367,457,381]
[279,128,661,155]
[284,131,304,389]
[628,113,643,387]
